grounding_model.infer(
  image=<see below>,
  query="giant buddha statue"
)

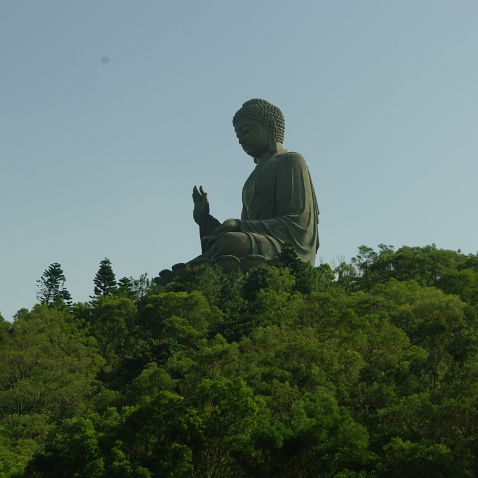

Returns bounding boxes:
[191,98,319,269]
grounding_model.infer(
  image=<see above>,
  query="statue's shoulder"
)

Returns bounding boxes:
[278,151,307,168]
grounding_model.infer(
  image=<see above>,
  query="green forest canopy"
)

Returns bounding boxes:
[1,244,478,477]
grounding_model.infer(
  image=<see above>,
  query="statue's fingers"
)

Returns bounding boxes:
[199,186,208,201]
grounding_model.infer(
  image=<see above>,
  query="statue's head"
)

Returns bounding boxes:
[233,99,285,159]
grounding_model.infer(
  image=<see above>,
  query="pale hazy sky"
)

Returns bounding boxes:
[1,1,477,319]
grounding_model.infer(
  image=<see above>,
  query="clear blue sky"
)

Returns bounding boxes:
[1,1,477,320]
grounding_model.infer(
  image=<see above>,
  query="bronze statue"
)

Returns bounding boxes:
[192,99,319,268]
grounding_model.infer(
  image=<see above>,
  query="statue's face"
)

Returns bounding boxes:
[234,118,269,158]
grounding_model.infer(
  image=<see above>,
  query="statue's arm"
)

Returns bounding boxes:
[239,154,319,260]
[241,154,311,232]
[241,153,319,264]
[199,215,221,237]
[192,186,221,252]
[240,204,248,221]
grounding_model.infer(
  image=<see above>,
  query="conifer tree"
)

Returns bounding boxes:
[36,262,72,307]
[93,258,117,296]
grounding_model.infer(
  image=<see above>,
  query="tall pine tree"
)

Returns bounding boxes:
[36,262,72,307]
[93,258,117,296]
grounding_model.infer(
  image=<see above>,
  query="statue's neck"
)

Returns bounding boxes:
[256,143,286,164]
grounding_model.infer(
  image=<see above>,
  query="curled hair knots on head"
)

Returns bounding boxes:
[233,98,285,143]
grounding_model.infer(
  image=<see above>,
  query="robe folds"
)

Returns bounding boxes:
[239,151,319,265]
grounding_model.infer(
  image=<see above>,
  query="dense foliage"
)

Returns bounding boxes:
[1,244,478,477]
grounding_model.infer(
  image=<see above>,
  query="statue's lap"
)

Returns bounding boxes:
[211,232,253,259]
[211,231,281,260]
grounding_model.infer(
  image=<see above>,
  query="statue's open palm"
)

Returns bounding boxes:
[192,186,210,224]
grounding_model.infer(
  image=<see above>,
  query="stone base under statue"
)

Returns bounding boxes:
[156,254,284,286]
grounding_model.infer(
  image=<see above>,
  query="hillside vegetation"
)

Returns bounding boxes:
[1,244,478,477]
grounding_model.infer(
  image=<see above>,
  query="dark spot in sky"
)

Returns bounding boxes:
[101,56,110,65]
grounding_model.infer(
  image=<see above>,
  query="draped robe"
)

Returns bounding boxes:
[239,151,319,265]
[198,150,319,265]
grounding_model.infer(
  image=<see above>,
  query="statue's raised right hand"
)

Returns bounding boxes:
[192,185,210,225]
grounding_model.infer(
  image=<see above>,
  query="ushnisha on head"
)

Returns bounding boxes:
[233,99,285,161]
